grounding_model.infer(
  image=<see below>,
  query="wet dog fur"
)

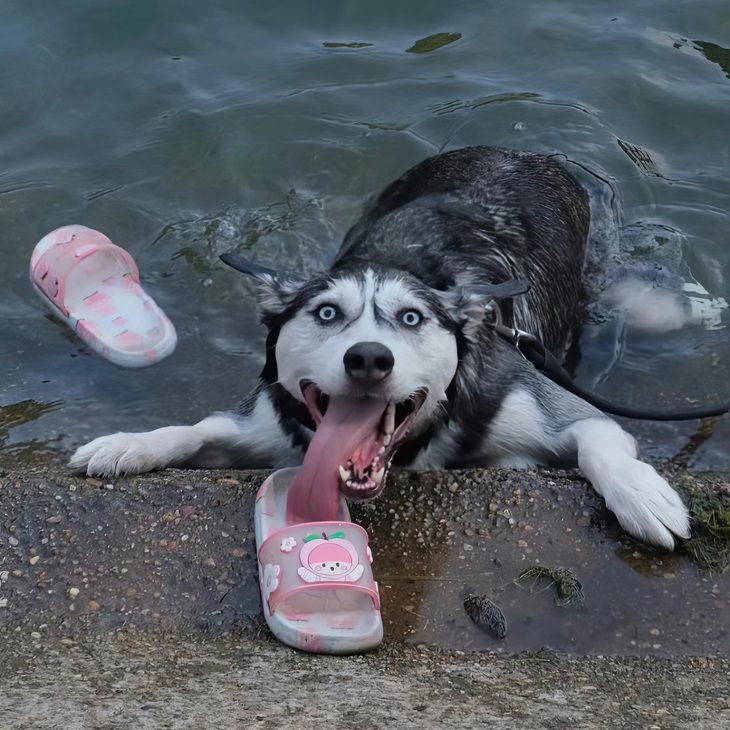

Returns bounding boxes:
[70,147,690,549]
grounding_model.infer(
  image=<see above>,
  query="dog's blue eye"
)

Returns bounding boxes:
[316,304,340,323]
[400,309,423,327]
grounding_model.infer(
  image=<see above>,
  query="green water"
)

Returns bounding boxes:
[2,0,730,468]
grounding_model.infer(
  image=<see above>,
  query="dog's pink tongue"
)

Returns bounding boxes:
[286,396,387,524]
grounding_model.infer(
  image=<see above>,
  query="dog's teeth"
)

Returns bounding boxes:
[346,479,353,488]
[378,446,386,455]
[372,467,385,484]
[383,402,395,436]
[339,465,352,483]
[382,434,392,447]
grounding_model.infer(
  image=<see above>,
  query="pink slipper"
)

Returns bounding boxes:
[255,468,383,654]
[30,225,177,368]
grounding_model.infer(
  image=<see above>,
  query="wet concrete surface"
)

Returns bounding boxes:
[361,470,728,657]
[0,459,727,658]
[1,457,729,729]
[0,465,262,643]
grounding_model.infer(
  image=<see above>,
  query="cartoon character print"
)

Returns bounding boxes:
[297,531,364,583]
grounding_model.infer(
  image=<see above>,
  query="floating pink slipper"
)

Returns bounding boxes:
[30,225,177,368]
[255,468,383,654]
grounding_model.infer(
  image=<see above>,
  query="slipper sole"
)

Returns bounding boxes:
[30,225,176,368]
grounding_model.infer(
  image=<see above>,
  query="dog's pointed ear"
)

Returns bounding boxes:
[441,278,531,340]
[220,253,305,319]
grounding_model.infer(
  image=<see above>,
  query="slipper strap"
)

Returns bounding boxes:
[31,231,140,316]
[269,583,380,615]
[258,521,380,614]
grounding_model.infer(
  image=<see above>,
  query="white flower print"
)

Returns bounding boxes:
[262,563,280,600]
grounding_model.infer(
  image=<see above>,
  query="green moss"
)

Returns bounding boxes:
[684,487,730,572]
[630,245,655,257]
[406,33,462,54]
[518,566,585,607]
[323,42,373,49]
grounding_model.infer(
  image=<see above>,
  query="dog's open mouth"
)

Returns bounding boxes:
[300,380,427,501]
[285,381,428,523]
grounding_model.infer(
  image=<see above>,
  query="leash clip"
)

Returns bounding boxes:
[486,303,541,364]
[492,322,537,349]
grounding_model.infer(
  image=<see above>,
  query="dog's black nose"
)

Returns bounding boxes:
[343,342,394,385]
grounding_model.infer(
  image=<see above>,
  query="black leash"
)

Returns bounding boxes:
[493,323,730,421]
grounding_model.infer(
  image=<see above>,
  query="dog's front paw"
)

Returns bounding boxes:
[69,433,163,477]
[597,459,691,550]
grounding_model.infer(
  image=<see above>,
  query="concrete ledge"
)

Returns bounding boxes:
[0,460,728,728]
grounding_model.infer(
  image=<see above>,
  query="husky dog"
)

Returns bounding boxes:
[71,147,690,549]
